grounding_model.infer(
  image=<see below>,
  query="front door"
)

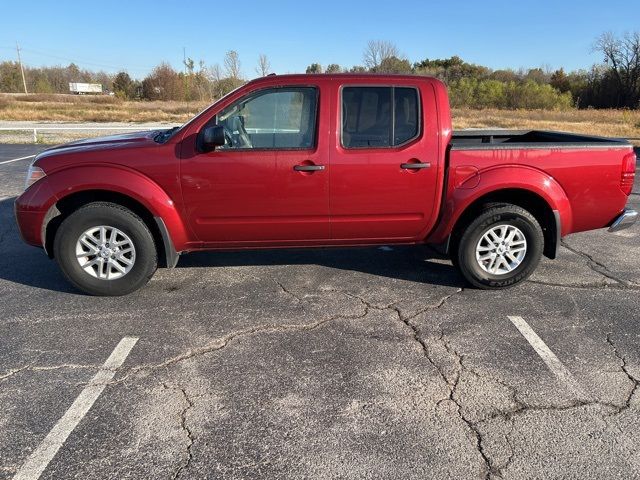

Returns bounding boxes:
[181,86,330,245]
[329,83,440,241]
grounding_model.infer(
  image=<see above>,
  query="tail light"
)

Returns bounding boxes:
[621,152,636,196]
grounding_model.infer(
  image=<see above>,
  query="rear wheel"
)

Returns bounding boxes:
[455,204,543,289]
[53,202,157,296]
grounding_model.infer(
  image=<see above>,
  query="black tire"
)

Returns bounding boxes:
[53,202,157,296]
[455,204,543,289]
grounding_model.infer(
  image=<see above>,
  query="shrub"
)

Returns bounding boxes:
[449,78,572,110]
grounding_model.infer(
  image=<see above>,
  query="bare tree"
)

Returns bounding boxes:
[594,31,640,108]
[256,53,271,76]
[208,63,222,83]
[207,63,225,99]
[224,50,242,79]
[363,40,400,71]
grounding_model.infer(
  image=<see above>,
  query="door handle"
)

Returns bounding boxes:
[401,162,431,170]
[294,164,325,172]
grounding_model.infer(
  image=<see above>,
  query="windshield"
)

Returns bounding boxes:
[154,84,248,144]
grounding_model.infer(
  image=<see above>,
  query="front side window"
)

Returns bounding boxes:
[341,86,420,148]
[215,87,318,150]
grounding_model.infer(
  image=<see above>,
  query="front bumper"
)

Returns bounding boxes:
[14,202,47,247]
[608,209,638,232]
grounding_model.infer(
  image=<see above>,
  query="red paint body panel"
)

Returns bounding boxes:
[328,78,441,242]
[426,145,631,245]
[179,78,332,245]
[14,74,634,258]
[426,164,574,245]
[15,134,192,250]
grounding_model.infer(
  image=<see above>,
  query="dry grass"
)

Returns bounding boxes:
[0,93,208,123]
[0,93,639,142]
[452,108,640,141]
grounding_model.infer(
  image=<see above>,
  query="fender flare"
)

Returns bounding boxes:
[427,165,573,256]
[40,164,191,255]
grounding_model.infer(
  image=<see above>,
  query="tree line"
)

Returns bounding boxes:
[0,32,638,110]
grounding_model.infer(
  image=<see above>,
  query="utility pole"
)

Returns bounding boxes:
[183,46,187,103]
[16,42,28,94]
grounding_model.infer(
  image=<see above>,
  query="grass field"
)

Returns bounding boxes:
[1,93,639,142]
[0,93,201,123]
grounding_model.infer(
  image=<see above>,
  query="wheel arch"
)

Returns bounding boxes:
[428,165,573,260]
[44,190,180,268]
[40,166,189,267]
[449,188,561,260]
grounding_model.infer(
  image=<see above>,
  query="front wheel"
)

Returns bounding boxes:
[455,205,543,289]
[53,202,158,296]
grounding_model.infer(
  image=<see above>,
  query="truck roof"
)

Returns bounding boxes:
[247,73,441,84]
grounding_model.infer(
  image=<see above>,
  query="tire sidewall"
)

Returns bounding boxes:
[458,210,543,289]
[54,205,156,296]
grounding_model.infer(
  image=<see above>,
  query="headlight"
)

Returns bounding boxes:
[25,164,46,190]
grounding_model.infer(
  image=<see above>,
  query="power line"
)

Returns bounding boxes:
[0,43,158,75]
[20,47,154,71]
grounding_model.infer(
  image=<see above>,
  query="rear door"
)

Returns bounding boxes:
[180,84,330,245]
[329,80,440,241]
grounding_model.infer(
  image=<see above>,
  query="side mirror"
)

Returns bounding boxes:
[199,125,225,152]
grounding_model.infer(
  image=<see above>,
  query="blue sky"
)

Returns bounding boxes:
[0,0,637,79]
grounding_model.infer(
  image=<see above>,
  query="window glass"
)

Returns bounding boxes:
[341,86,419,148]
[394,87,419,145]
[342,87,391,148]
[216,87,317,149]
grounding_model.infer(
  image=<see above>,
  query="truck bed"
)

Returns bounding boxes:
[450,130,631,150]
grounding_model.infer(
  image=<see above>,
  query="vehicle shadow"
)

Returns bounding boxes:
[179,245,463,288]
[0,197,78,293]
[0,196,464,293]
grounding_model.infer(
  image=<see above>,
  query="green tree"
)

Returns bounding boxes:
[475,80,506,108]
[0,61,23,92]
[449,78,477,108]
[550,69,571,93]
[414,56,489,82]
[490,69,520,83]
[325,64,342,73]
[34,77,53,93]
[113,71,134,99]
[305,63,323,74]
[377,56,412,74]
[142,63,182,101]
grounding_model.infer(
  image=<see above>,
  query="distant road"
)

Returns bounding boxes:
[0,121,175,130]
[0,121,177,144]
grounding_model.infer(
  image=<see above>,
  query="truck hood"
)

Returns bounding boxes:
[35,130,160,160]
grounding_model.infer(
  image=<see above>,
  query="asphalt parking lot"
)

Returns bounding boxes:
[1,144,639,479]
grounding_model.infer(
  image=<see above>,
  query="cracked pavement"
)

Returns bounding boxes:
[0,145,639,479]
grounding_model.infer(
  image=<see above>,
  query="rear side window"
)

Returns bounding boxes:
[341,86,420,149]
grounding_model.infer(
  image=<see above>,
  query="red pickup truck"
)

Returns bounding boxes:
[15,74,637,296]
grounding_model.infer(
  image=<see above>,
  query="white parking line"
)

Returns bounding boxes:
[0,155,36,166]
[508,316,589,401]
[612,230,637,238]
[12,337,138,480]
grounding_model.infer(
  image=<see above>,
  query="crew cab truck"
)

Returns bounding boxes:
[15,74,638,296]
